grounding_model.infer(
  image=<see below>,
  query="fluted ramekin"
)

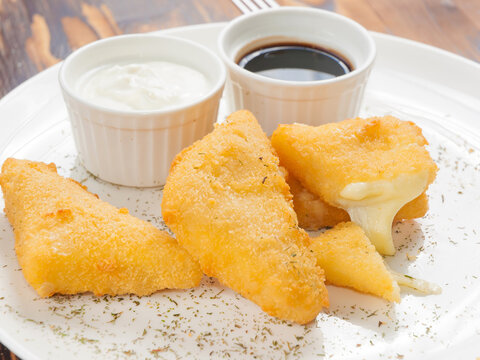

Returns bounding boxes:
[59,34,226,187]
[218,7,376,135]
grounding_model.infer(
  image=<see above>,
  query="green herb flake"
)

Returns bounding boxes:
[108,311,123,323]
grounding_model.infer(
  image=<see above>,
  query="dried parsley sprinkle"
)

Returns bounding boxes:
[210,289,224,299]
[75,336,98,344]
[235,343,246,350]
[108,312,123,323]
[167,297,178,306]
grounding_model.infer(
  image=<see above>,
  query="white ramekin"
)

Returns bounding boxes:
[59,34,226,187]
[218,7,376,135]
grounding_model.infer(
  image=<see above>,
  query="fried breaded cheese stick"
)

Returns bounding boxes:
[272,116,438,255]
[309,222,400,302]
[0,158,202,297]
[287,174,429,230]
[287,173,349,229]
[162,110,329,324]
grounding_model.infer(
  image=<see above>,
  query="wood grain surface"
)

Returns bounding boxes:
[0,0,479,98]
[0,0,479,358]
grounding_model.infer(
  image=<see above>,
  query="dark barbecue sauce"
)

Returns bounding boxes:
[238,43,352,82]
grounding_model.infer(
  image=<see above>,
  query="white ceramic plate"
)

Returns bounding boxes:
[1,23,480,360]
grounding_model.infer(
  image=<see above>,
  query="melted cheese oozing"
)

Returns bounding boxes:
[390,271,442,295]
[337,171,429,255]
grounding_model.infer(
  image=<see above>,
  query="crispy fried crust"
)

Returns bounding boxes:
[0,158,202,297]
[287,173,349,229]
[287,174,429,230]
[272,116,438,206]
[310,222,400,302]
[162,110,329,324]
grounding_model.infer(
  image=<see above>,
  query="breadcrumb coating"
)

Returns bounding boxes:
[272,116,437,205]
[287,173,349,229]
[0,158,202,297]
[310,222,400,302]
[162,110,329,324]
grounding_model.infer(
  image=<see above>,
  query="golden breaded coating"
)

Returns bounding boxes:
[0,158,202,297]
[272,116,438,255]
[287,174,429,230]
[162,110,329,324]
[287,173,349,229]
[310,222,400,302]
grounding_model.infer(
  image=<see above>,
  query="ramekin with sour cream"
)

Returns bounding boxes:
[59,34,226,187]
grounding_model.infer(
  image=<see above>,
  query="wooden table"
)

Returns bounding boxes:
[0,0,478,358]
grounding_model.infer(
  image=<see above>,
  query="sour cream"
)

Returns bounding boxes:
[76,61,210,111]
